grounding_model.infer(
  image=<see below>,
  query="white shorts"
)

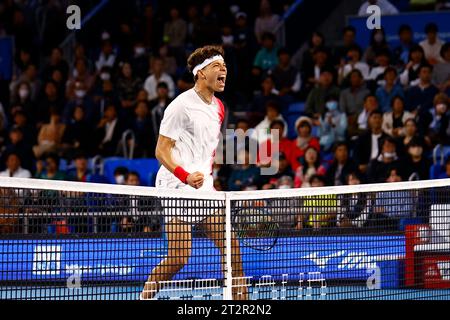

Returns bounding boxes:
[155,168,221,224]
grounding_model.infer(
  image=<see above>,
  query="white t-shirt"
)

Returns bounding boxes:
[158,88,225,179]
[370,133,382,160]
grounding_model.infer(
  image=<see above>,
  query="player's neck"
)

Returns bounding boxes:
[194,83,214,104]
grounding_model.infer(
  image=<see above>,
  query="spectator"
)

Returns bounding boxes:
[294,146,326,188]
[405,64,439,113]
[68,152,91,182]
[364,28,391,67]
[33,109,66,159]
[393,24,417,68]
[41,47,69,83]
[258,120,293,166]
[336,172,371,228]
[158,44,178,77]
[254,0,280,44]
[1,126,34,172]
[0,152,31,178]
[251,101,287,143]
[234,11,256,93]
[296,31,327,74]
[357,94,379,133]
[114,166,129,185]
[228,149,260,191]
[303,174,339,230]
[94,104,125,157]
[10,81,33,117]
[143,56,176,101]
[270,48,301,99]
[432,42,450,90]
[223,119,257,165]
[399,45,428,87]
[358,0,399,16]
[325,142,358,186]
[367,49,392,88]
[333,26,358,66]
[149,82,171,138]
[354,110,389,174]
[375,67,405,113]
[338,45,370,83]
[340,69,370,117]
[62,80,96,125]
[120,171,142,233]
[66,58,95,100]
[301,47,334,96]
[36,80,65,126]
[117,62,143,122]
[405,139,430,181]
[196,2,221,45]
[10,110,36,147]
[261,154,295,189]
[316,94,348,152]
[252,32,279,77]
[131,41,150,81]
[419,23,444,65]
[163,7,187,64]
[95,40,117,71]
[367,136,404,183]
[421,92,449,145]
[186,4,201,48]
[400,118,429,154]
[176,68,195,93]
[130,100,156,158]
[382,96,414,138]
[251,75,282,112]
[371,168,414,230]
[61,106,93,159]
[305,70,340,117]
[288,116,321,171]
[35,153,66,180]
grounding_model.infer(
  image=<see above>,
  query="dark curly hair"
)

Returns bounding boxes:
[187,45,225,82]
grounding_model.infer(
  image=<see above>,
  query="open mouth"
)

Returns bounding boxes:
[217,75,226,85]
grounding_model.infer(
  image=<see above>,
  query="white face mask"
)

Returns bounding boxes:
[19,88,29,99]
[74,90,86,99]
[278,185,291,189]
[383,152,396,159]
[100,72,111,81]
[134,47,145,56]
[115,175,125,184]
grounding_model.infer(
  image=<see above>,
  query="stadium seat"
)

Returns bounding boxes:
[287,102,305,114]
[103,158,160,186]
[430,163,445,180]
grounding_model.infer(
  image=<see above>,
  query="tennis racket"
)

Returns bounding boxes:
[232,206,280,251]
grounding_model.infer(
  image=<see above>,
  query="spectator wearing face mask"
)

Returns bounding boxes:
[113,166,129,185]
[405,139,430,181]
[62,80,96,125]
[10,81,33,116]
[363,28,391,68]
[316,95,347,152]
[66,58,95,100]
[367,136,404,183]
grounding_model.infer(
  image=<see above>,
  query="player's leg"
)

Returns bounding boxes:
[200,213,248,300]
[141,218,192,299]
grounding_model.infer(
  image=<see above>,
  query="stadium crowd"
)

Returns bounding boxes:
[0,0,450,233]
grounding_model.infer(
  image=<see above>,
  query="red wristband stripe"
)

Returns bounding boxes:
[174,166,190,184]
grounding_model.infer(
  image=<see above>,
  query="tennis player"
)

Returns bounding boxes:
[141,45,247,300]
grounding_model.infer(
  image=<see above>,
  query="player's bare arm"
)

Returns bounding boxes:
[155,134,204,189]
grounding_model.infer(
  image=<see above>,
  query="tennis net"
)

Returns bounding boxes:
[1,176,450,300]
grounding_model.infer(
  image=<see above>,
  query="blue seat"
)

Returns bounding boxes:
[287,114,301,139]
[103,158,160,186]
[288,102,305,114]
[430,164,445,180]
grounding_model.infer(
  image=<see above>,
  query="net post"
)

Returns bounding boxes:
[224,192,233,300]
